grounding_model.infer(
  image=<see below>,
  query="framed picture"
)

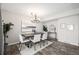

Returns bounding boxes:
[67,24,74,31]
[60,23,66,29]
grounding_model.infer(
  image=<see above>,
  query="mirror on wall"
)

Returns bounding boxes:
[49,24,56,32]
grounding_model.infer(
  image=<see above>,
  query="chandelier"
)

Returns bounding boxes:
[31,12,40,23]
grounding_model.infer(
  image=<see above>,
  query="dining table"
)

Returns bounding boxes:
[21,32,44,48]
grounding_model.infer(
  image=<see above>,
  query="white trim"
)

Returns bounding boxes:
[8,42,19,46]
[58,40,79,46]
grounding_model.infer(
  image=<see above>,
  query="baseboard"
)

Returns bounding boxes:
[58,40,79,46]
[8,42,19,46]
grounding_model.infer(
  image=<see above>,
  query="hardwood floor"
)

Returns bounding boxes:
[5,39,79,55]
[35,40,79,55]
[5,44,20,55]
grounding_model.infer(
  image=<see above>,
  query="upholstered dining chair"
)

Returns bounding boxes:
[31,34,41,50]
[41,32,48,46]
[19,34,30,51]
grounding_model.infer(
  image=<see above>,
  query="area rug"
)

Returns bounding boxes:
[20,41,52,55]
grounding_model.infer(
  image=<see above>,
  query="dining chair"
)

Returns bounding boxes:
[19,34,30,51]
[31,34,41,50]
[41,32,48,46]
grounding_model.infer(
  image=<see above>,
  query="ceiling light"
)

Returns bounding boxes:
[31,12,40,23]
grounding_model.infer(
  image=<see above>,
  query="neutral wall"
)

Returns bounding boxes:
[44,14,79,46]
[22,18,43,32]
[43,20,58,39]
[43,20,58,32]
[2,8,79,46]
[1,10,43,44]
[57,15,79,46]
[1,10,21,44]
[42,8,79,22]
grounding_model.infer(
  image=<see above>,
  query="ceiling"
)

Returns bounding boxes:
[1,3,79,21]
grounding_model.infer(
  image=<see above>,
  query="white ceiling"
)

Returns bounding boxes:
[1,3,79,21]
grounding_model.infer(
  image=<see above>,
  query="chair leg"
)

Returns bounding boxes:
[34,43,36,51]
[19,43,22,51]
[29,42,32,48]
[18,42,21,51]
[46,39,48,44]
[43,40,45,46]
[40,41,41,48]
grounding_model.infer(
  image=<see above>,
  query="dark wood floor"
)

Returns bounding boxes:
[5,44,20,55]
[5,40,79,55]
[35,40,79,55]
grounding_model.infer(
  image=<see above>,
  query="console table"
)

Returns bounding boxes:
[48,32,57,40]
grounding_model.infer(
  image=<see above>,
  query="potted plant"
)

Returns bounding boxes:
[3,22,14,39]
[43,25,48,40]
[3,22,14,54]
[43,25,48,32]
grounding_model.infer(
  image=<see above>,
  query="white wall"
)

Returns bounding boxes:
[35,23,43,32]
[1,10,43,44]
[57,15,79,46]
[42,8,79,46]
[22,19,43,32]
[1,10,21,44]
[43,20,58,39]
[43,20,58,32]
[2,8,79,46]
[42,8,79,22]
[44,14,79,46]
